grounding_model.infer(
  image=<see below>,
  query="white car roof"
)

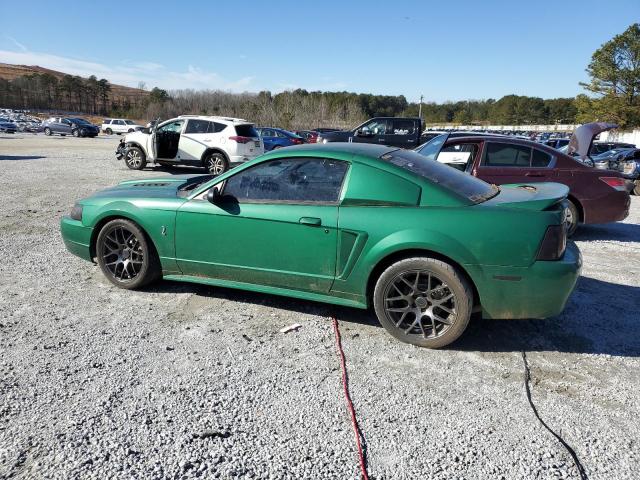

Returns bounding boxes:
[177,115,251,124]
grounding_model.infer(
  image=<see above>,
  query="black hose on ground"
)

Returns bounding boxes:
[521,351,589,480]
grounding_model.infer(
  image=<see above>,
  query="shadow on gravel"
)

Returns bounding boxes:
[147,275,639,356]
[456,276,640,357]
[150,280,380,328]
[0,155,46,160]
[573,222,640,243]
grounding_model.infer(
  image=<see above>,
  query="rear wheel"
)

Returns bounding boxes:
[373,257,473,348]
[124,146,147,170]
[204,152,228,175]
[566,199,579,237]
[96,219,161,289]
[44,127,51,136]
[633,181,640,196]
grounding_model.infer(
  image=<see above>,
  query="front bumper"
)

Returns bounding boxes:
[60,216,93,261]
[472,242,582,320]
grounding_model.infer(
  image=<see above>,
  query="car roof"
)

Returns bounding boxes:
[263,142,397,158]
[177,115,250,124]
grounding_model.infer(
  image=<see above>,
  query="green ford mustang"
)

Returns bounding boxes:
[61,144,581,347]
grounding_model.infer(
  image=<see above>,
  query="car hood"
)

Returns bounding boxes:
[81,175,211,202]
[567,122,618,160]
[124,130,150,143]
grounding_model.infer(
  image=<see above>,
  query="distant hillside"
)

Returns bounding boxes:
[0,62,149,105]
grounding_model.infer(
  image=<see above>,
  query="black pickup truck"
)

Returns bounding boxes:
[316,117,425,149]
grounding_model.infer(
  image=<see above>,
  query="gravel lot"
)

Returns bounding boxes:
[1,134,639,479]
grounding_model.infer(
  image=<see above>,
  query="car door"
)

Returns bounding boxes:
[175,157,349,293]
[155,119,184,160]
[260,129,277,150]
[178,119,211,161]
[384,119,420,148]
[472,141,556,185]
[60,119,73,134]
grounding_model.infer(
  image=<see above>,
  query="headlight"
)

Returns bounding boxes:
[623,160,638,175]
[70,205,83,221]
[322,138,328,144]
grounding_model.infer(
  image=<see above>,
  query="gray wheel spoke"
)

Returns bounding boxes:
[395,311,409,327]
[433,313,453,326]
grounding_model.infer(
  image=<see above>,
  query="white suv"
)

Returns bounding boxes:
[102,118,144,135]
[116,115,264,174]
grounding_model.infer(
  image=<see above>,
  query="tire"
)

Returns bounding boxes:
[128,129,134,133]
[204,152,228,175]
[373,257,473,348]
[44,127,51,136]
[633,181,640,196]
[566,199,579,237]
[124,146,147,170]
[72,129,80,137]
[96,219,161,289]
[105,128,113,135]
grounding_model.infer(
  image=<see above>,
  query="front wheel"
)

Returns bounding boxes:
[105,128,113,135]
[124,146,147,170]
[204,152,228,175]
[633,180,640,196]
[72,129,80,137]
[566,199,579,237]
[373,257,473,348]
[44,127,51,136]
[96,219,161,289]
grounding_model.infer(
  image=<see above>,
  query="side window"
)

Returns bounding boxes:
[212,122,226,133]
[185,119,211,134]
[483,143,531,167]
[223,158,349,203]
[103,119,111,124]
[261,129,274,137]
[362,119,389,135]
[114,120,124,125]
[437,143,478,171]
[157,120,184,134]
[391,119,416,135]
[531,148,552,167]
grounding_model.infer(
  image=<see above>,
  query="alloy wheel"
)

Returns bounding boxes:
[207,156,226,175]
[101,226,144,282]
[126,149,143,168]
[383,270,457,339]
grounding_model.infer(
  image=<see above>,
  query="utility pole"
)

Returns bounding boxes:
[418,94,423,119]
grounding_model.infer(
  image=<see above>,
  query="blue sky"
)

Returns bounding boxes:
[0,0,637,102]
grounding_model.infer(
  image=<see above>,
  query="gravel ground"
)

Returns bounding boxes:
[0,134,639,479]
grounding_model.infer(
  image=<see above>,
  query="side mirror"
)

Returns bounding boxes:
[207,187,222,205]
[206,186,221,204]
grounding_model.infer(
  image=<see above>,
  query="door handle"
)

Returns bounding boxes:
[525,172,545,177]
[299,217,321,226]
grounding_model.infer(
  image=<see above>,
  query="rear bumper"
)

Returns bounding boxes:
[230,154,262,164]
[60,216,94,262]
[581,190,630,224]
[473,242,582,320]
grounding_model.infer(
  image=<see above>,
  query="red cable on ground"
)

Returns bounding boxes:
[332,316,370,480]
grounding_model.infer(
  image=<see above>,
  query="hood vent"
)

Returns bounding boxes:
[132,182,170,187]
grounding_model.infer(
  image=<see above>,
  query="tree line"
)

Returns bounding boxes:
[0,73,146,115]
[1,23,637,129]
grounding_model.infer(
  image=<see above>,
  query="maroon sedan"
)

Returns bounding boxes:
[415,124,630,235]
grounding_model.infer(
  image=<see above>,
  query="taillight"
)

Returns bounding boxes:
[599,176,627,191]
[229,135,252,144]
[290,138,303,144]
[536,225,566,261]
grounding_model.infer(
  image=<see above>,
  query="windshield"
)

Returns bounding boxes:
[414,134,449,160]
[382,149,499,204]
